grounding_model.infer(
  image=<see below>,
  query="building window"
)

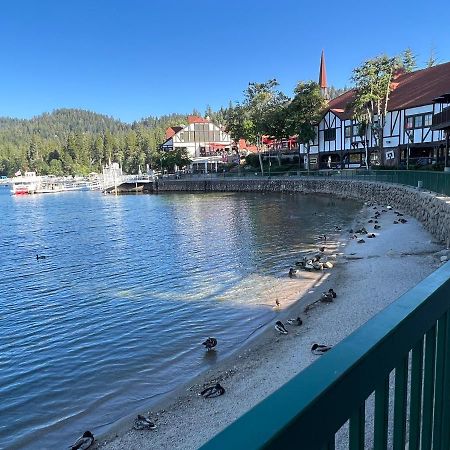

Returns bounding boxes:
[324,128,336,141]
[179,132,184,142]
[345,126,351,138]
[405,112,433,130]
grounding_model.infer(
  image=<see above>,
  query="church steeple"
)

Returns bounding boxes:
[319,50,328,98]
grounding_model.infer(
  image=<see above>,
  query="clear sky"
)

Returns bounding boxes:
[1,0,449,123]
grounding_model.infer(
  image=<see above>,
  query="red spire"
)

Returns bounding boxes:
[319,50,327,89]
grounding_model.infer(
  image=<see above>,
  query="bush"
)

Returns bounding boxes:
[245,153,260,167]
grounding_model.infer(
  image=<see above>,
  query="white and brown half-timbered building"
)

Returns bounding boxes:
[304,62,450,169]
[161,115,234,172]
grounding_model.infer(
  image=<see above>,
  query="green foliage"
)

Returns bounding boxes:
[402,48,417,72]
[160,148,191,171]
[245,153,260,167]
[0,109,189,176]
[427,48,437,68]
[287,81,326,144]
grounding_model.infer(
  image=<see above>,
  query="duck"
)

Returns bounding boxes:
[312,261,323,270]
[393,220,399,224]
[202,337,217,351]
[36,254,46,260]
[311,343,333,355]
[318,246,325,253]
[304,260,314,271]
[367,233,376,238]
[288,268,300,278]
[275,299,280,308]
[374,224,381,230]
[357,239,365,244]
[200,382,226,398]
[328,288,337,298]
[275,320,288,334]
[134,414,157,431]
[386,206,392,210]
[70,431,94,450]
[320,292,334,303]
[287,317,303,326]
[295,260,305,268]
[334,226,342,231]
[399,218,408,224]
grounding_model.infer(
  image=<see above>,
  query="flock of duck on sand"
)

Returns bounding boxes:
[68,205,408,449]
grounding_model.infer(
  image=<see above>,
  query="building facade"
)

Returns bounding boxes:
[161,116,234,172]
[303,62,450,169]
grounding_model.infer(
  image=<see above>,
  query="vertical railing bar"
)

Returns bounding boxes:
[409,337,424,450]
[349,403,365,450]
[393,355,408,450]
[422,325,437,450]
[439,313,450,450]
[433,313,448,450]
[374,377,389,450]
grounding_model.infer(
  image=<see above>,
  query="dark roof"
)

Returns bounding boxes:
[325,61,450,121]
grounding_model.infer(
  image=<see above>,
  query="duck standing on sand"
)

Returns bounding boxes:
[202,337,217,351]
[287,317,303,326]
[288,268,299,278]
[311,343,333,355]
[70,431,94,450]
[200,382,225,398]
[134,414,157,430]
[275,320,288,334]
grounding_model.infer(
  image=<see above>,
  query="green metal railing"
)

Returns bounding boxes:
[172,169,450,196]
[200,262,450,450]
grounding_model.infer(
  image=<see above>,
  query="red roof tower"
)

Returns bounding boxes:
[319,50,328,98]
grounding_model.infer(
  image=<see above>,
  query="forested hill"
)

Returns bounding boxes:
[0,109,189,176]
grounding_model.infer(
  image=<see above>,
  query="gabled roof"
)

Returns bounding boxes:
[324,61,450,122]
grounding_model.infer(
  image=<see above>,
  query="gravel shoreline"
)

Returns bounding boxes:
[96,204,444,450]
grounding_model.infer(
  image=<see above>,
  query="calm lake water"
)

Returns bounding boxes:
[0,187,361,448]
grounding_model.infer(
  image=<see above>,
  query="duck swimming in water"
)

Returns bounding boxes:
[275,320,288,334]
[311,343,333,355]
[134,414,157,430]
[202,337,217,351]
[320,292,334,303]
[70,431,94,450]
[36,254,46,260]
[200,382,225,398]
[287,317,303,326]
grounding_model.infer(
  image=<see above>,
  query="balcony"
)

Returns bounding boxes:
[200,261,450,449]
[431,106,450,131]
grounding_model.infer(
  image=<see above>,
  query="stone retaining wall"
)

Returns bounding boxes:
[157,178,450,244]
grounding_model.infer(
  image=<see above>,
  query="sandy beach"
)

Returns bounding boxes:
[96,203,445,450]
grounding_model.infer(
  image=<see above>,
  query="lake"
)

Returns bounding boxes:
[0,187,361,448]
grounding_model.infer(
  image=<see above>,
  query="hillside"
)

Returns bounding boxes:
[0,109,188,176]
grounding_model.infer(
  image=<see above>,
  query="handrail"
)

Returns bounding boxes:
[200,262,450,449]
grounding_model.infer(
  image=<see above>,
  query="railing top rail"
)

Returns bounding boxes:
[200,262,450,450]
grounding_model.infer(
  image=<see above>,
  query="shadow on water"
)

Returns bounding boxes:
[0,189,362,449]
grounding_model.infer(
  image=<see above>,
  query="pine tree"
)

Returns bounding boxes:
[402,48,417,72]
[427,48,437,68]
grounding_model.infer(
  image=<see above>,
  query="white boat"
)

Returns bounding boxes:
[10,172,39,195]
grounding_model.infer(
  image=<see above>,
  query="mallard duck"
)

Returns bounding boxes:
[399,218,407,224]
[320,292,334,303]
[288,268,300,278]
[275,321,288,334]
[200,383,225,398]
[202,337,217,351]
[304,260,314,271]
[367,233,376,238]
[311,343,333,355]
[328,288,337,298]
[134,414,156,431]
[357,239,365,244]
[374,224,381,230]
[70,431,94,450]
[287,317,303,326]
[312,261,323,270]
[36,254,46,260]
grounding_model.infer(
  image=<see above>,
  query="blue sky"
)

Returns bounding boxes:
[1,0,449,122]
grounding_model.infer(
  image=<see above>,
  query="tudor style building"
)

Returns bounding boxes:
[161,115,234,172]
[304,61,450,169]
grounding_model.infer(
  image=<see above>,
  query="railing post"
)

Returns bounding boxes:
[393,356,408,450]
